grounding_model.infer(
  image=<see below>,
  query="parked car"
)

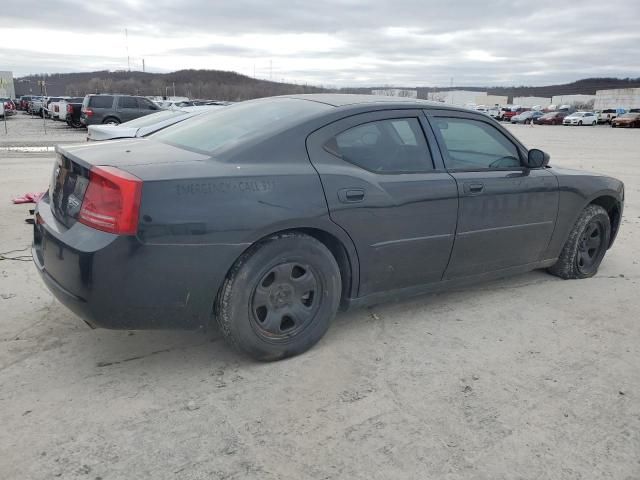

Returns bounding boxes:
[597,109,620,125]
[33,95,624,360]
[43,97,66,118]
[86,105,224,141]
[611,113,640,128]
[534,111,569,125]
[487,107,502,120]
[48,97,73,121]
[511,110,544,124]
[19,95,35,110]
[81,94,162,126]
[502,106,529,122]
[563,111,598,126]
[65,99,85,128]
[28,97,46,116]
[0,98,16,116]
[0,101,4,119]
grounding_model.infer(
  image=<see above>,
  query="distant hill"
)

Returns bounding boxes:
[14,69,640,101]
[14,69,331,100]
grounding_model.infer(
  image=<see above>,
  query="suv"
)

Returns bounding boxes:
[80,94,162,126]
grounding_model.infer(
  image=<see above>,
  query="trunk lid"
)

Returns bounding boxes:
[50,139,210,227]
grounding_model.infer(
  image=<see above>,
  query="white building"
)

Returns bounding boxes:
[594,88,640,110]
[513,96,551,108]
[551,94,595,107]
[371,89,418,98]
[427,90,487,106]
[479,94,508,107]
[0,71,15,99]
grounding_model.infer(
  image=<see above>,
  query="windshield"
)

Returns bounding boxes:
[151,98,332,154]
[122,110,186,128]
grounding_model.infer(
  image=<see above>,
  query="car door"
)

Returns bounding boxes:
[306,110,458,297]
[426,110,559,279]
[117,96,139,122]
[137,97,160,119]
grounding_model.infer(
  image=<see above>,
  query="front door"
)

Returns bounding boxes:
[427,111,559,279]
[306,110,459,297]
[117,96,139,122]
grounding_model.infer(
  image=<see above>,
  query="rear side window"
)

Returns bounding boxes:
[327,118,434,173]
[89,96,114,108]
[433,117,521,170]
[118,96,138,108]
[152,98,331,154]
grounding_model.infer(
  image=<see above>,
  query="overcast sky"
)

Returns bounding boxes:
[2,0,639,87]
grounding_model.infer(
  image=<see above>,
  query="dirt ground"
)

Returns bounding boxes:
[1,114,639,479]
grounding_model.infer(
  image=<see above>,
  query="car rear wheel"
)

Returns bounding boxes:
[548,204,610,280]
[216,232,341,361]
[102,117,120,125]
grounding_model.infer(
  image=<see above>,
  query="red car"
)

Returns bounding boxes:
[1,98,16,116]
[534,111,569,125]
[502,107,530,121]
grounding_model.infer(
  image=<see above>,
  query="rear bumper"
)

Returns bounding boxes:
[33,196,246,330]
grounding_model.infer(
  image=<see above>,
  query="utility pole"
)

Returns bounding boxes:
[270,60,273,81]
[172,82,176,97]
[142,58,145,72]
[125,28,130,71]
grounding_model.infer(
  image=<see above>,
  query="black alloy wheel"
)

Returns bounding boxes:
[576,220,605,273]
[250,262,321,340]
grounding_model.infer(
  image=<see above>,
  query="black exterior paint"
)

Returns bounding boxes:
[33,95,624,330]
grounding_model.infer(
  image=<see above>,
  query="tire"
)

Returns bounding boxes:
[578,121,583,126]
[102,117,120,125]
[216,232,342,361]
[548,205,611,280]
[611,123,616,128]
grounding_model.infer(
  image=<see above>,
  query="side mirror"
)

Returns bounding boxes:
[526,148,550,168]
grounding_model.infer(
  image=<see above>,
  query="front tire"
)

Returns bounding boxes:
[548,205,611,279]
[216,232,341,361]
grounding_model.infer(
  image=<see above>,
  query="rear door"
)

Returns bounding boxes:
[427,110,558,279]
[306,109,458,297]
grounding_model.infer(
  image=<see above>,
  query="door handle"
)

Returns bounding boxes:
[464,182,485,194]
[338,188,365,203]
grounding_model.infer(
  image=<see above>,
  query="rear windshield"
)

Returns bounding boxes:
[122,109,185,128]
[151,98,332,154]
[89,96,114,108]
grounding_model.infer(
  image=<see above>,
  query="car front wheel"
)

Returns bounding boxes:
[548,204,611,279]
[216,232,342,361]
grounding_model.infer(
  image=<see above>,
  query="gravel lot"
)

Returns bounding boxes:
[1,119,639,479]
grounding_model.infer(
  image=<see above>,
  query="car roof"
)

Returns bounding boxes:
[282,93,461,111]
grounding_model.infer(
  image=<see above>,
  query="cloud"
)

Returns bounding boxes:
[3,0,640,86]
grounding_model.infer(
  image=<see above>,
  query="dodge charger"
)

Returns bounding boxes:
[33,95,624,360]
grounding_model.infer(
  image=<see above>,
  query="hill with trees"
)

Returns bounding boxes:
[14,70,640,102]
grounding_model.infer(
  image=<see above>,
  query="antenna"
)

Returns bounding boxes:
[125,28,130,71]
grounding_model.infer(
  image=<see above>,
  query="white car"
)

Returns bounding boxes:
[563,111,598,126]
[86,105,224,141]
[0,101,4,118]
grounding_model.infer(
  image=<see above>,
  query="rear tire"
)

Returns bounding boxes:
[102,117,120,125]
[216,232,341,361]
[548,205,611,279]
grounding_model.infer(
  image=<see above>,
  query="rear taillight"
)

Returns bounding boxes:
[66,104,73,113]
[78,166,142,235]
[83,107,94,117]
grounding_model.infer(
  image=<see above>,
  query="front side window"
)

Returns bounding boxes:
[433,117,521,170]
[327,118,433,173]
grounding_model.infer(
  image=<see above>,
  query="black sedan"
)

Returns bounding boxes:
[33,95,624,360]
